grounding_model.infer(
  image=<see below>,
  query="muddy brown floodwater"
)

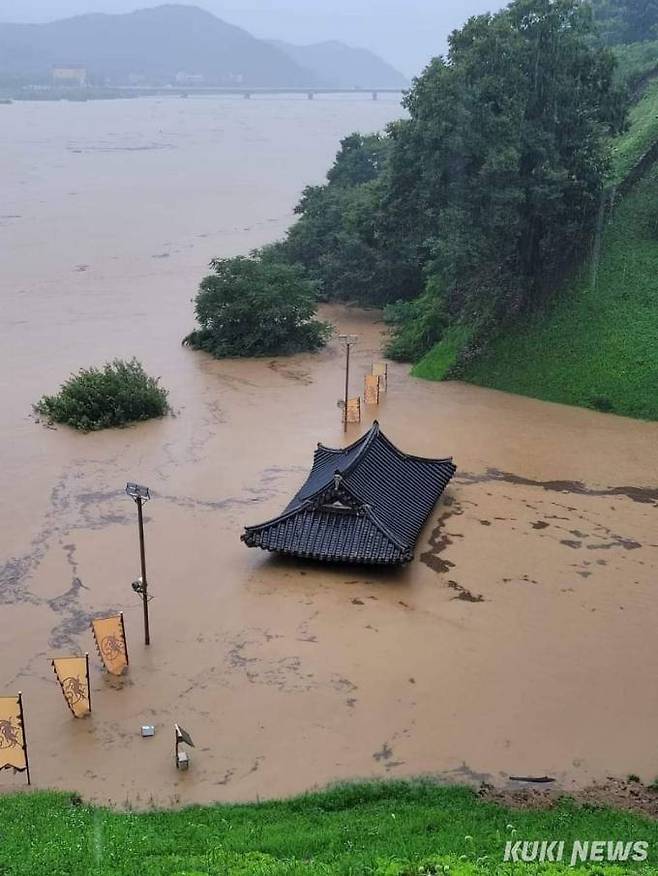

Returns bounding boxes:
[1,97,658,808]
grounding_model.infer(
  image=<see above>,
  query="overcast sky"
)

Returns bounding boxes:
[0,1,503,78]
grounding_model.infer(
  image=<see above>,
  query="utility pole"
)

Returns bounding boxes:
[126,483,151,645]
[338,334,358,433]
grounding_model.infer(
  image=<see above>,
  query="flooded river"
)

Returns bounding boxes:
[1,96,657,807]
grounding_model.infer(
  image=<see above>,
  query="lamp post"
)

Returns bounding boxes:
[126,482,151,646]
[338,334,358,433]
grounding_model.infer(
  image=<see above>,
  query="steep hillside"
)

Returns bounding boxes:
[0,4,312,87]
[441,83,658,420]
[414,75,658,421]
[612,78,658,184]
[270,39,408,89]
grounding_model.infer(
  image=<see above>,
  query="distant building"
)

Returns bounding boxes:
[175,72,205,86]
[51,66,87,86]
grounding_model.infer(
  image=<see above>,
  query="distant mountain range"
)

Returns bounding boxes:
[270,40,408,90]
[0,4,408,89]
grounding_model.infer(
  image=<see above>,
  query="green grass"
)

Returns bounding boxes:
[2,781,658,875]
[412,325,474,381]
[458,163,658,420]
[611,80,658,185]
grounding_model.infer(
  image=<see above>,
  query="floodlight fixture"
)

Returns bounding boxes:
[126,482,150,502]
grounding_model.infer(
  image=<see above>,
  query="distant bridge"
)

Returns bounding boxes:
[115,86,405,101]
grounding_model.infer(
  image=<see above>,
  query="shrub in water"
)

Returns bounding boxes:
[35,358,169,431]
[183,255,332,358]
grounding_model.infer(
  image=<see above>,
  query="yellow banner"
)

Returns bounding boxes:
[372,362,388,390]
[91,615,128,676]
[364,374,380,405]
[0,696,26,772]
[346,397,361,423]
[52,656,90,718]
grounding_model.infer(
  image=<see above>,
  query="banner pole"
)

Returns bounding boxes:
[137,497,151,646]
[343,341,350,433]
[17,691,31,786]
[120,612,129,666]
[85,652,91,714]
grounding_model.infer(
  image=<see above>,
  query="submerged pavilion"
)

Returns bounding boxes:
[242,422,456,565]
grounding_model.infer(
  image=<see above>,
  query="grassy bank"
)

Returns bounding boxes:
[457,161,658,420]
[414,82,658,420]
[611,79,658,185]
[1,781,658,874]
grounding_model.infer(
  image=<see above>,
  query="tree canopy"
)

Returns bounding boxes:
[268,0,627,362]
[184,256,332,358]
[592,0,658,44]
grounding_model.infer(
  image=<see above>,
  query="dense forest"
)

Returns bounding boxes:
[247,0,658,417]
[262,0,628,356]
[592,0,658,44]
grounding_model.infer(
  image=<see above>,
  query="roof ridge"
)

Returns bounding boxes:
[316,420,379,458]
[375,428,454,464]
[243,500,310,534]
[360,502,409,553]
[337,421,380,478]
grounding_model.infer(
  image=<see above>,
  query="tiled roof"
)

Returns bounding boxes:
[242,422,456,565]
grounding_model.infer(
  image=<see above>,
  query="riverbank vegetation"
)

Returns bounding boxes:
[3,781,658,875]
[238,0,658,420]
[458,161,658,419]
[184,256,331,358]
[34,358,169,431]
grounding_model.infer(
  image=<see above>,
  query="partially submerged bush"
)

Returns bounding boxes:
[183,256,332,357]
[35,358,169,431]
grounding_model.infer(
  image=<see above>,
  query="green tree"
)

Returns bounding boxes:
[34,358,169,431]
[325,133,389,187]
[183,256,331,357]
[592,0,658,44]
[267,0,626,365]
[383,0,625,357]
[279,133,407,304]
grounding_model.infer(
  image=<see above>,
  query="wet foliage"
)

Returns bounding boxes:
[591,0,658,46]
[34,358,169,431]
[269,0,626,366]
[613,39,658,89]
[184,256,331,358]
[458,161,658,420]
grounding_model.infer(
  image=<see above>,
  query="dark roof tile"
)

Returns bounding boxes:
[243,422,456,565]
